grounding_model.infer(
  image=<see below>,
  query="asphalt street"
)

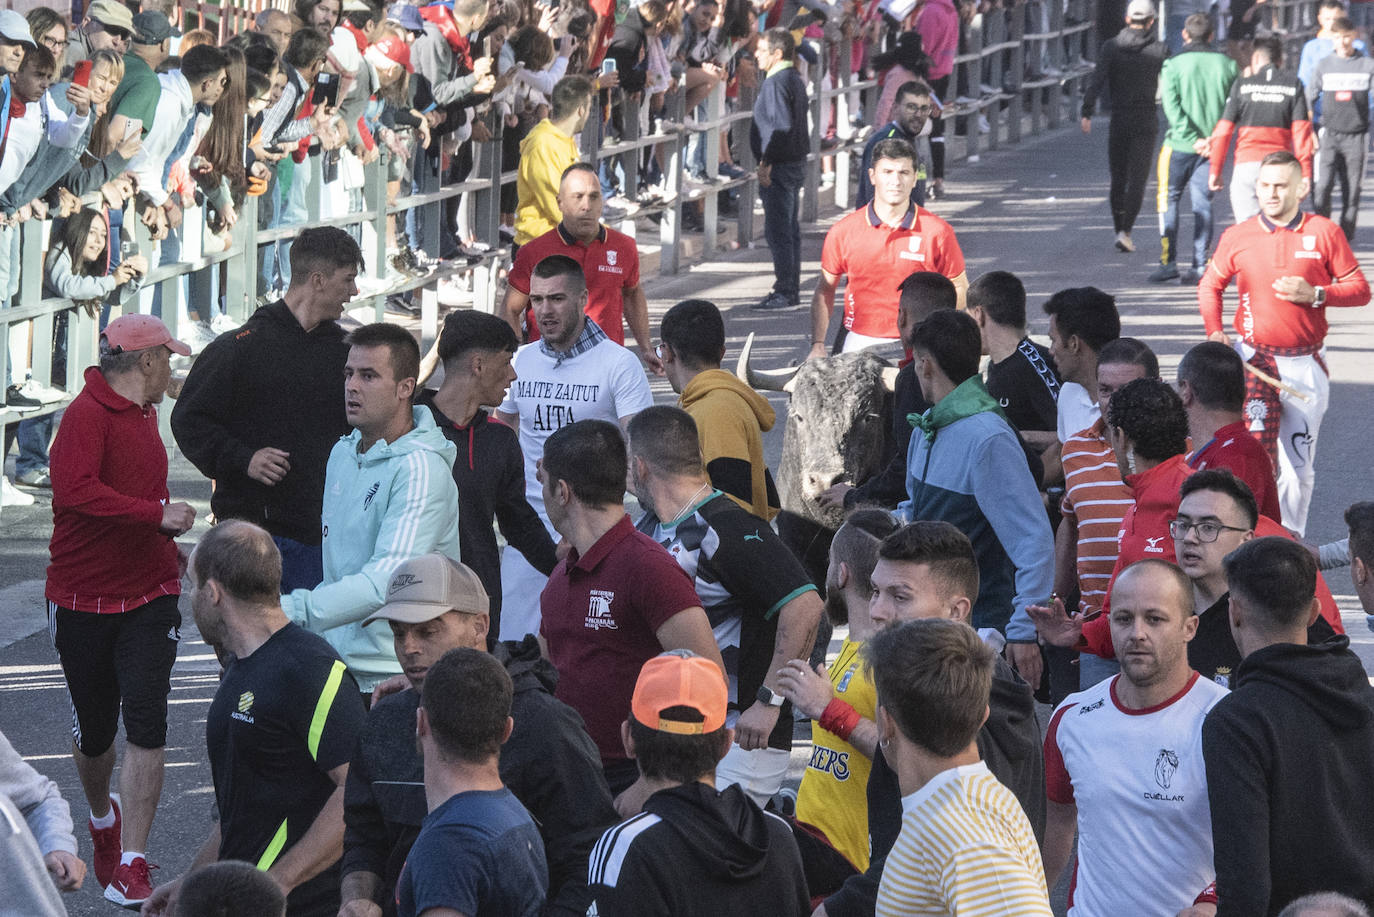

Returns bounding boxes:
[2,120,1372,916]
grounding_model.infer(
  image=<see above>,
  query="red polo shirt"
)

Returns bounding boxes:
[1199,211,1368,350]
[510,223,640,345]
[820,202,965,339]
[1186,420,1282,523]
[539,515,703,763]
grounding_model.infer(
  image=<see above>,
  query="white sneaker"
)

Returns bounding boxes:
[1114,231,1135,253]
[18,379,66,404]
[183,321,219,354]
[2,476,35,506]
[209,314,238,335]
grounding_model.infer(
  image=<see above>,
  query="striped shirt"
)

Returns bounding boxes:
[1059,419,1133,616]
[876,762,1052,917]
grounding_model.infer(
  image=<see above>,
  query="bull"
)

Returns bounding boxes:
[736,333,899,587]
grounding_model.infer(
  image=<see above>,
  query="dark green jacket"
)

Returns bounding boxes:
[1161,43,1239,151]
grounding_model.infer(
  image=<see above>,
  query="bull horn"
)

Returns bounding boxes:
[737,332,802,393]
[880,366,900,392]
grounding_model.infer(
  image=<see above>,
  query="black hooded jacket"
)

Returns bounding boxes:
[823,655,1045,916]
[414,391,558,631]
[171,300,350,544]
[1082,24,1168,117]
[1203,636,1374,916]
[587,782,809,916]
[341,637,618,917]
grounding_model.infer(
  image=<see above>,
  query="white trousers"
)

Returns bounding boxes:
[1238,342,1330,536]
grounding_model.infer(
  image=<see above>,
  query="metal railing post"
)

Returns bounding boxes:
[363,152,389,321]
[1009,0,1026,144]
[659,89,684,275]
[803,51,823,224]
[834,38,854,211]
[735,79,758,247]
[701,83,724,258]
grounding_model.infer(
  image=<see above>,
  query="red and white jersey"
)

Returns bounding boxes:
[1199,211,1369,350]
[1044,672,1227,917]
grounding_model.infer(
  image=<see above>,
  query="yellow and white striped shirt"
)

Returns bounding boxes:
[876,761,1052,917]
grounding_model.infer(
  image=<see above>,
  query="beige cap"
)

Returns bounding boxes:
[87,0,135,32]
[362,554,489,626]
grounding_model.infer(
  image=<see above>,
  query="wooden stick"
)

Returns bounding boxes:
[1244,361,1312,403]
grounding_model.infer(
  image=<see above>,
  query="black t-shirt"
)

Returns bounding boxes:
[638,494,819,751]
[985,338,1061,434]
[1190,593,1337,688]
[207,623,368,917]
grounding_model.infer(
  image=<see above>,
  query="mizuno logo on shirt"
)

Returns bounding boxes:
[1145,536,1167,553]
[363,481,381,509]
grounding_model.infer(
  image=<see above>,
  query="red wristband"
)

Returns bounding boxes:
[1194,882,1218,906]
[819,698,862,741]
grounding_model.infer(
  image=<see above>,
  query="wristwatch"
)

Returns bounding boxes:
[756,685,785,707]
[1312,285,1327,308]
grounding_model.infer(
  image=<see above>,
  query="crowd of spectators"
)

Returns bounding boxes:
[6,2,1374,917]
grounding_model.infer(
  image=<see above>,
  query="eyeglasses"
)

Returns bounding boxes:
[1168,518,1251,543]
[654,342,668,360]
[42,36,70,50]
[102,25,132,41]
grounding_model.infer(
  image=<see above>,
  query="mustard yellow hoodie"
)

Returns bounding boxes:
[679,369,780,521]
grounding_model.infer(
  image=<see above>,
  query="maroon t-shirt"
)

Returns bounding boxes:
[539,515,702,763]
[1186,420,1282,523]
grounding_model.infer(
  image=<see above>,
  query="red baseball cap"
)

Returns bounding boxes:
[631,651,728,735]
[372,35,414,74]
[101,315,191,356]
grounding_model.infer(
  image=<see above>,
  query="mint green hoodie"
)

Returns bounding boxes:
[282,407,460,691]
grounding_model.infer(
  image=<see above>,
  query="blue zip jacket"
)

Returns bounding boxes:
[897,382,1053,641]
[283,407,460,691]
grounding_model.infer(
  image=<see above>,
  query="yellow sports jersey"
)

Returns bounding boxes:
[795,637,876,871]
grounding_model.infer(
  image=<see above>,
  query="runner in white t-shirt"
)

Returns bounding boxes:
[1039,559,1226,917]
[495,255,653,640]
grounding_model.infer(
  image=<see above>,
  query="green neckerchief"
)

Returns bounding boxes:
[908,376,1004,443]
[767,60,795,78]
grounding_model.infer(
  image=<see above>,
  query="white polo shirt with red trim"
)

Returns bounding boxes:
[1044,672,1227,917]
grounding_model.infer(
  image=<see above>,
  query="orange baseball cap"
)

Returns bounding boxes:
[631,651,727,735]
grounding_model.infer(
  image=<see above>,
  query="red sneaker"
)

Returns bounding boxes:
[104,856,157,908]
[88,794,122,888]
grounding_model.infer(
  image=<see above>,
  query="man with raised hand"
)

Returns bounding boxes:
[281,323,460,697]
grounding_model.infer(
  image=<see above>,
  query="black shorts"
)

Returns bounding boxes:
[49,595,182,756]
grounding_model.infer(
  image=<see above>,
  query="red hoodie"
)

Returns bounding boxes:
[46,367,181,613]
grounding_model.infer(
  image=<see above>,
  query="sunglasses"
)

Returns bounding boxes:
[102,24,132,41]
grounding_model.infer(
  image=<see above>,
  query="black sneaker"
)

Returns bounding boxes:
[4,384,41,412]
[1179,267,1203,285]
[752,292,796,311]
[1148,263,1180,283]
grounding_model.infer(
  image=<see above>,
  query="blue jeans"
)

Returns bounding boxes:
[1159,148,1213,268]
[1079,652,1121,689]
[273,535,324,593]
[760,160,804,301]
[16,412,55,475]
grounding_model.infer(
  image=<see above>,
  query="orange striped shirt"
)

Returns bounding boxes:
[876,762,1052,917]
[1060,419,1132,616]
